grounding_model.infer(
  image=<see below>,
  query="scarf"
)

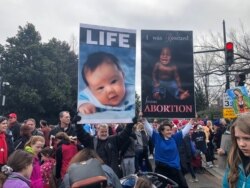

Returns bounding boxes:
[0,133,8,164]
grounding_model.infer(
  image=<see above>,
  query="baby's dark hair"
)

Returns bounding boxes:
[40,147,54,158]
[82,51,123,86]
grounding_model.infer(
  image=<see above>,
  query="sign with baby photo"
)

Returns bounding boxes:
[78,24,136,124]
[141,30,195,118]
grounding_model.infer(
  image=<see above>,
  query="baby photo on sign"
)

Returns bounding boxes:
[78,24,136,124]
[141,30,195,118]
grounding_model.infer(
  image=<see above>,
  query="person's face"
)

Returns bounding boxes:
[60,112,71,127]
[22,163,33,179]
[160,48,171,65]
[8,117,16,124]
[31,141,44,155]
[172,127,178,134]
[161,125,172,138]
[26,120,36,132]
[41,154,49,162]
[97,126,109,140]
[152,122,158,129]
[0,120,8,133]
[86,61,126,106]
[235,126,250,157]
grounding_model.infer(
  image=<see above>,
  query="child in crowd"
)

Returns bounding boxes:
[0,150,33,188]
[222,114,250,187]
[25,135,45,188]
[55,132,80,183]
[152,47,190,100]
[40,147,56,188]
[78,51,134,114]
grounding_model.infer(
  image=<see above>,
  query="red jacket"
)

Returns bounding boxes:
[55,141,78,179]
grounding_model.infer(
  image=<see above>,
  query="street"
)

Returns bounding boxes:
[149,156,223,188]
[185,170,222,188]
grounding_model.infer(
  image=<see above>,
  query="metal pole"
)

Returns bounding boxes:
[223,20,230,91]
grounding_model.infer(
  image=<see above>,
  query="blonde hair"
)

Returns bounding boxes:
[227,114,250,188]
[25,135,45,147]
[136,122,144,131]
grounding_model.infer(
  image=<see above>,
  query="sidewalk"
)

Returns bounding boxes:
[202,153,227,181]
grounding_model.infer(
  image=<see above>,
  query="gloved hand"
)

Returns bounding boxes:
[126,117,137,130]
[132,116,137,124]
[72,114,81,124]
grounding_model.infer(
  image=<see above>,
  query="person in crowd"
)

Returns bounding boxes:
[40,120,51,147]
[54,132,80,183]
[25,135,45,188]
[206,120,215,161]
[0,149,33,188]
[62,148,122,188]
[25,118,44,136]
[134,122,152,173]
[213,120,224,150]
[192,124,212,168]
[14,123,32,150]
[148,119,159,159]
[222,114,250,188]
[7,113,21,142]
[116,124,136,176]
[179,132,198,183]
[49,111,76,146]
[0,116,14,168]
[40,147,56,188]
[143,117,193,188]
[134,176,153,188]
[76,118,136,178]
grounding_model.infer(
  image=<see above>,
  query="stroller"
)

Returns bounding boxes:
[120,172,179,188]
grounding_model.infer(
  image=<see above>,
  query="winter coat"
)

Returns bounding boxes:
[179,135,193,172]
[3,172,30,188]
[25,146,43,188]
[76,122,134,178]
[55,140,79,179]
[49,123,76,138]
[222,164,250,188]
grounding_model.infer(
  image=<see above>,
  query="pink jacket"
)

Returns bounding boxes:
[30,156,43,188]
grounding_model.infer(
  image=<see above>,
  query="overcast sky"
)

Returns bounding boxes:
[1,0,249,45]
[1,0,249,94]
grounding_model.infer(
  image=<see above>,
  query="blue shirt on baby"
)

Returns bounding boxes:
[78,83,134,113]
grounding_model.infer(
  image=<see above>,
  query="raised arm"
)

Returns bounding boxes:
[76,123,93,148]
[116,118,137,146]
[181,119,194,138]
[143,118,153,137]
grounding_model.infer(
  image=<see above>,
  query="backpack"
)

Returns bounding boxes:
[68,158,107,188]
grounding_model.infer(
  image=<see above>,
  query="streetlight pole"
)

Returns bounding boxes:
[1,81,10,115]
[223,20,230,91]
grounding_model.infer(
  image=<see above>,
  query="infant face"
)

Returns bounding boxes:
[160,47,171,65]
[86,61,126,106]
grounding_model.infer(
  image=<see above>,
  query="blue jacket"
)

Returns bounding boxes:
[222,164,250,188]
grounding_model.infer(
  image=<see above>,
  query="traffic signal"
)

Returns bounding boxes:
[238,73,246,86]
[225,42,234,66]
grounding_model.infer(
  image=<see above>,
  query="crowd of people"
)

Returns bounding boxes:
[0,110,249,188]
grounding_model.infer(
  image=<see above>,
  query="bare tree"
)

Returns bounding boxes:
[193,22,250,107]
